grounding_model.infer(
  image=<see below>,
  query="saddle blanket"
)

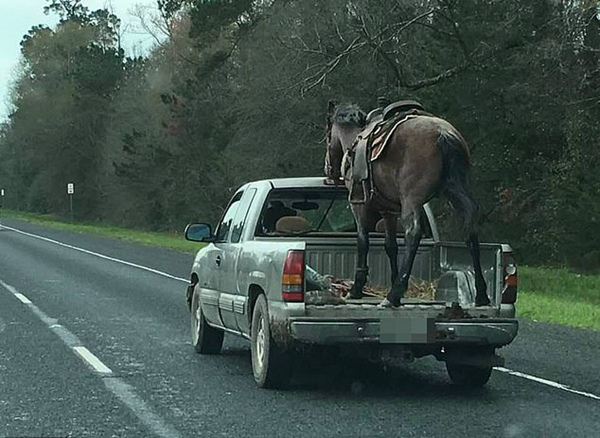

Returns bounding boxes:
[370,114,420,161]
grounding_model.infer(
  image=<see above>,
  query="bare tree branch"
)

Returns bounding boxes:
[372,8,437,42]
[436,2,472,62]
[404,62,468,90]
[355,13,403,86]
[294,36,366,94]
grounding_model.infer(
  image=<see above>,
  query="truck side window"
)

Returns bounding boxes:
[215,191,243,242]
[230,188,257,243]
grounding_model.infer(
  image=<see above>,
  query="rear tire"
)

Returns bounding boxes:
[446,362,492,387]
[190,286,224,354]
[251,295,294,388]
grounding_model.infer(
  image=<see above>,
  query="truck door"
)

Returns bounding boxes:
[203,191,244,327]
[215,188,257,332]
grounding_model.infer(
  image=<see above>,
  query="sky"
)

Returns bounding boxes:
[0,0,158,120]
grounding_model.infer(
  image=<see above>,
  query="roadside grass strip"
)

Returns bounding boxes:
[0,225,189,284]
[2,210,599,331]
[1,230,599,404]
[517,266,600,331]
[1,209,203,253]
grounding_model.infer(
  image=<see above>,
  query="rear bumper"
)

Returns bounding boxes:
[289,317,519,347]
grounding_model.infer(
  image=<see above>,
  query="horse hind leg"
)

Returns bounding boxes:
[467,232,490,306]
[383,214,399,285]
[382,207,423,307]
[444,186,490,306]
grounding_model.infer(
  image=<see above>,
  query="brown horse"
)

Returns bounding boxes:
[324,101,491,308]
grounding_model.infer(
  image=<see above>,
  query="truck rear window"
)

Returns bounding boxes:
[255,188,432,238]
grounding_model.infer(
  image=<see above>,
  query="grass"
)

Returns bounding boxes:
[1,209,204,254]
[517,266,600,331]
[2,209,598,330]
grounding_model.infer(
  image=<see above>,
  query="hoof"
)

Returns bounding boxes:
[347,286,364,300]
[475,295,491,307]
[378,298,392,308]
[345,293,363,300]
[379,298,402,308]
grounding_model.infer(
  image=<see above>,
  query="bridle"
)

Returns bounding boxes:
[324,114,335,177]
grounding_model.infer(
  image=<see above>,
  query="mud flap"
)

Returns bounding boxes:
[186,284,195,311]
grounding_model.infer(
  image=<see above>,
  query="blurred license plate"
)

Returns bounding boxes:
[380,317,435,343]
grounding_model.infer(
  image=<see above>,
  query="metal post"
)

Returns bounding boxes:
[0,189,3,227]
[67,183,74,223]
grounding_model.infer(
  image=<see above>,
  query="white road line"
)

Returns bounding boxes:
[0,224,189,283]
[104,379,183,438]
[73,346,113,375]
[13,292,32,304]
[3,223,599,405]
[0,277,182,438]
[0,278,20,295]
[0,279,34,304]
[495,367,600,401]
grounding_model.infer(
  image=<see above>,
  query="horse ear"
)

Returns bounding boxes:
[358,110,367,127]
[327,100,337,116]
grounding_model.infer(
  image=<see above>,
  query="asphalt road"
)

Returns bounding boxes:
[0,218,598,438]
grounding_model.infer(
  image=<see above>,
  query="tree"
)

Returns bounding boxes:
[2,0,599,270]
[2,0,124,217]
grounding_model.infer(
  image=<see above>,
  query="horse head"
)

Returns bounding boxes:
[324,100,366,179]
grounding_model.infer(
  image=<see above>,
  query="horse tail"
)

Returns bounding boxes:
[436,130,481,234]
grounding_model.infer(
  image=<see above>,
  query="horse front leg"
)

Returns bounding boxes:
[382,209,423,307]
[348,223,369,299]
[467,233,490,306]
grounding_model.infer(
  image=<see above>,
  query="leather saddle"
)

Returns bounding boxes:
[345,100,429,204]
[366,99,425,124]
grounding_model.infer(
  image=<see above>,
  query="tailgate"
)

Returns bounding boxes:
[292,298,517,346]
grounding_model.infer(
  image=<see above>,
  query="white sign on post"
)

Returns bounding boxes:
[1,189,4,196]
[67,183,74,195]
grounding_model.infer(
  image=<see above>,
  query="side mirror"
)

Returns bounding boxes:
[184,223,214,242]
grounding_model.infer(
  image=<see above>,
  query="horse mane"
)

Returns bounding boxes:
[332,103,366,128]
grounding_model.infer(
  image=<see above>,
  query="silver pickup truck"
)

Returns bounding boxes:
[184,177,519,388]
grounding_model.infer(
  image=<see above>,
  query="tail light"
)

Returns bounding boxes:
[501,251,518,304]
[282,250,304,302]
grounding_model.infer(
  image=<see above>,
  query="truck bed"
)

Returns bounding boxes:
[303,237,503,307]
[304,236,437,288]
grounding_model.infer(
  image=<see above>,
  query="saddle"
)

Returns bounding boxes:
[344,100,431,204]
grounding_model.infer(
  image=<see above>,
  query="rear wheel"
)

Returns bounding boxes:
[251,295,294,388]
[190,286,224,354]
[446,362,493,387]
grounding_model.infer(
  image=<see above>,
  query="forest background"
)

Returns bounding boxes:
[1,0,599,271]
